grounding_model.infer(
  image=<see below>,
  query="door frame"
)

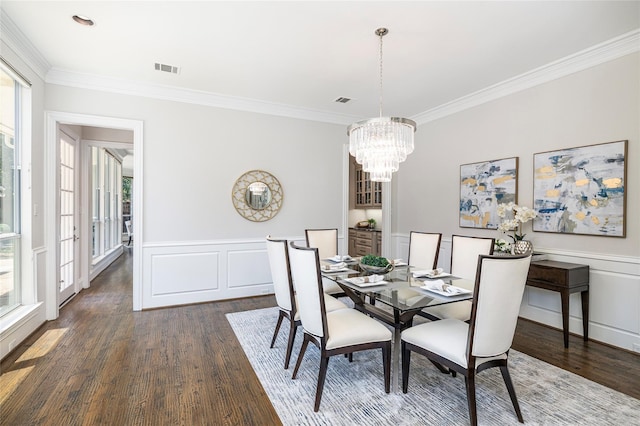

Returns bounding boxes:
[341,144,391,257]
[45,111,144,319]
[57,125,81,305]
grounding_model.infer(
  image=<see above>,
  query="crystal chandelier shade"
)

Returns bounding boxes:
[348,28,416,183]
[348,117,416,182]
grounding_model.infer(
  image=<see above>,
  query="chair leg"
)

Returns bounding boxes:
[500,365,524,423]
[270,310,285,349]
[465,371,478,426]
[292,337,310,380]
[401,341,410,393]
[382,342,391,393]
[429,359,450,374]
[314,356,330,412]
[284,319,298,370]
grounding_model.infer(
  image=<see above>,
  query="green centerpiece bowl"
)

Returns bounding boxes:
[359,255,394,274]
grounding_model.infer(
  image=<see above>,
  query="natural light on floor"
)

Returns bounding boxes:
[0,328,68,404]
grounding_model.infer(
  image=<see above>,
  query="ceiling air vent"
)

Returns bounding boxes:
[154,62,180,74]
[334,97,352,104]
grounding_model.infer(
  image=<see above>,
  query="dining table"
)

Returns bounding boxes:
[321,258,475,392]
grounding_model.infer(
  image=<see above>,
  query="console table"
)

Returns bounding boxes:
[526,260,590,348]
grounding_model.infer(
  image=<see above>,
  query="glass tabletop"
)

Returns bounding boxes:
[322,263,474,314]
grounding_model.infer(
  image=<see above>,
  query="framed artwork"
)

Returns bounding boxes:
[533,140,627,237]
[459,157,518,229]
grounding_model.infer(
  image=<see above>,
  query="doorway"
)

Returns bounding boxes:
[45,112,144,320]
[58,126,80,305]
[342,145,391,258]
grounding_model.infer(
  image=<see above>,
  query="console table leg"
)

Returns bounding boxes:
[581,290,589,342]
[561,291,570,348]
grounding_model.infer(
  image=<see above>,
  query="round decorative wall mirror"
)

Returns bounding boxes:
[232,170,283,222]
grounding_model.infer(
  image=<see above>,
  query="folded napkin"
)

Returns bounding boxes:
[329,255,352,262]
[321,261,347,271]
[392,258,407,266]
[412,267,444,278]
[423,279,447,290]
[347,274,385,284]
[423,280,465,294]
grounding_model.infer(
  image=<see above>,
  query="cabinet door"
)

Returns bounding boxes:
[372,181,382,206]
[354,164,382,208]
[354,166,367,207]
[348,230,357,257]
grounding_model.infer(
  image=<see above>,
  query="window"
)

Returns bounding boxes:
[0,66,23,317]
[91,147,123,261]
[122,176,132,233]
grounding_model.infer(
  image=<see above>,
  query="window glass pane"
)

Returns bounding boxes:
[122,176,131,233]
[0,237,20,315]
[91,147,100,257]
[0,67,21,316]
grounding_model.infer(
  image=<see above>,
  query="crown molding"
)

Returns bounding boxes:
[0,10,49,80]
[8,19,635,126]
[45,68,361,126]
[412,28,640,125]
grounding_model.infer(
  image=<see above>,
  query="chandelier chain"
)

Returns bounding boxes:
[347,27,416,182]
[378,30,384,118]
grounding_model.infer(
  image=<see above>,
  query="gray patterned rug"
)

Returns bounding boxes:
[226,307,640,425]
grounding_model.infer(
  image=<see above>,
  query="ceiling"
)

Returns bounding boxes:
[2,1,639,123]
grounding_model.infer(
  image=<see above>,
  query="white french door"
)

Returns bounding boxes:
[59,128,79,305]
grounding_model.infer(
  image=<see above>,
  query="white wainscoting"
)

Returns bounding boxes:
[391,233,640,352]
[90,245,124,281]
[141,234,639,352]
[142,236,321,309]
[0,247,47,361]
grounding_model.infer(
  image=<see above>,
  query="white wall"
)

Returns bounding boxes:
[393,52,640,351]
[43,85,348,307]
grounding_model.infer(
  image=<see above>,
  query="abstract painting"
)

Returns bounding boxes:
[460,157,518,229]
[533,140,627,237]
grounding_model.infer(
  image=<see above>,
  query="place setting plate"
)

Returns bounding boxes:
[412,268,452,279]
[344,275,387,287]
[421,281,471,297]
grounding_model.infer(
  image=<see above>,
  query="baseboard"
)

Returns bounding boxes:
[0,302,45,361]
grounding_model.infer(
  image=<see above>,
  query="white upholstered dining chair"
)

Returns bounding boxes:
[305,228,344,296]
[305,228,338,260]
[407,231,442,269]
[266,236,347,370]
[288,242,392,412]
[401,253,532,426]
[125,220,133,246]
[422,235,495,321]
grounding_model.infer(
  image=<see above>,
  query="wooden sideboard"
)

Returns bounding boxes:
[526,260,590,348]
[348,229,381,257]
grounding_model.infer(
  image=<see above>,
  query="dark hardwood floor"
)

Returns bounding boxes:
[1,249,638,425]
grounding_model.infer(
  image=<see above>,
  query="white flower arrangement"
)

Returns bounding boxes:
[494,238,511,254]
[497,202,537,242]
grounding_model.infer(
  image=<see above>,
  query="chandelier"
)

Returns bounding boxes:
[348,28,416,182]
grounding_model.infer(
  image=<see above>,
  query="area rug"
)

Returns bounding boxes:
[226,307,640,425]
